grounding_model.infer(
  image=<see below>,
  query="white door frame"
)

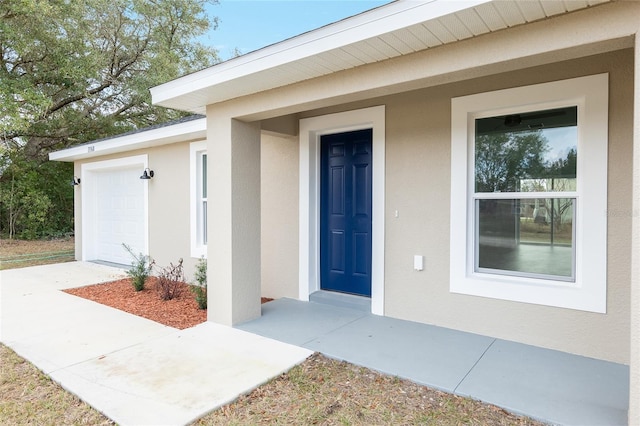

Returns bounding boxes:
[299,106,385,315]
[81,155,149,262]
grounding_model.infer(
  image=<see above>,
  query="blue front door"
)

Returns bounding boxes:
[320,129,372,297]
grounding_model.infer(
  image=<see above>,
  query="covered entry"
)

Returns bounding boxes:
[299,106,386,314]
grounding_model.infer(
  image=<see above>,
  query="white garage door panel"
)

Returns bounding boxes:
[94,167,145,265]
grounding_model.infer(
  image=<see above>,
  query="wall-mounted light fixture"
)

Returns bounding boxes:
[140,168,154,180]
[72,176,81,186]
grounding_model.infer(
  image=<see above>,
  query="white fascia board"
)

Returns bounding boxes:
[150,0,491,110]
[49,117,206,162]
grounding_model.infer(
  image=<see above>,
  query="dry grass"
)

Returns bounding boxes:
[0,348,544,426]
[0,344,113,426]
[194,353,543,426]
[0,237,75,270]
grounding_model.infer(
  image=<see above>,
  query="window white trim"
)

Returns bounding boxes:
[450,74,608,313]
[299,105,385,315]
[81,155,149,262]
[190,140,208,258]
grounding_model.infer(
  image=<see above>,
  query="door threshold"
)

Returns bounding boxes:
[310,290,371,313]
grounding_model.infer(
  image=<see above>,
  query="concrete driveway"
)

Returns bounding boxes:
[0,262,312,426]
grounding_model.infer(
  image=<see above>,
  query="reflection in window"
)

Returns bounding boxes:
[473,106,577,282]
[475,107,577,193]
[476,198,574,280]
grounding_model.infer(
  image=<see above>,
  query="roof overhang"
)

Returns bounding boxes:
[49,117,206,162]
[151,0,609,114]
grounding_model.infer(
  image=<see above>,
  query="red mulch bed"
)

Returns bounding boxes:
[64,277,273,330]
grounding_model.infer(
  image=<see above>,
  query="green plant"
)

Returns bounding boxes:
[0,152,70,240]
[190,257,207,309]
[157,258,184,301]
[122,243,154,291]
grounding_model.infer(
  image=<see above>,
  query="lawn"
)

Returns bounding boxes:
[0,342,542,426]
[0,239,544,426]
[0,344,114,425]
[0,237,75,270]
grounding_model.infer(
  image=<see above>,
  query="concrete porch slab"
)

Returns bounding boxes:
[239,298,494,392]
[237,297,630,426]
[237,297,368,346]
[304,314,494,392]
[455,339,630,426]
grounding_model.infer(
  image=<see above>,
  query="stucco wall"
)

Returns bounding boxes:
[261,132,299,299]
[384,50,632,365]
[74,142,201,280]
[146,143,198,280]
[73,133,297,299]
[293,49,633,364]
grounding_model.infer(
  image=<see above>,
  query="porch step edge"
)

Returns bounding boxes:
[309,290,371,313]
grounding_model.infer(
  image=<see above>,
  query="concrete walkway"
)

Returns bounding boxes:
[0,262,312,426]
[237,295,630,426]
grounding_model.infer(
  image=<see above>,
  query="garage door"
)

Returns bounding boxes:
[92,166,146,265]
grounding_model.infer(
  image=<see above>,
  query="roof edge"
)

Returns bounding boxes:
[150,0,491,110]
[49,117,206,162]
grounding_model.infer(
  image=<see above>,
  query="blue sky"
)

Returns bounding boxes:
[201,0,391,60]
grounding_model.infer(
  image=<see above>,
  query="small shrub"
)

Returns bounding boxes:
[157,258,184,301]
[122,243,154,291]
[190,257,207,309]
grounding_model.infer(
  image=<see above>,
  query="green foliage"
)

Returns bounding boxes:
[0,0,220,239]
[190,256,207,309]
[0,151,73,239]
[549,147,577,178]
[475,131,548,193]
[157,258,184,301]
[475,131,578,192]
[1,0,220,159]
[122,243,154,291]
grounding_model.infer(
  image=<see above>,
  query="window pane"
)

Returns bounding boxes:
[475,106,577,193]
[202,200,207,245]
[202,154,207,198]
[476,198,574,280]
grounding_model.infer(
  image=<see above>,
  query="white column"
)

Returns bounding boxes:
[629,31,640,426]
[206,112,261,326]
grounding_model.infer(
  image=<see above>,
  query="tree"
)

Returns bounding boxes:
[0,0,220,238]
[474,130,548,192]
[475,130,577,245]
[0,152,70,239]
[1,0,219,159]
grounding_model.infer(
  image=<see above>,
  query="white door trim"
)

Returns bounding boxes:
[299,105,385,315]
[81,155,149,262]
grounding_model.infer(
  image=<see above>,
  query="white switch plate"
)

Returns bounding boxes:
[414,255,424,271]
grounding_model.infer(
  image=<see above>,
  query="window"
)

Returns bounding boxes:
[450,74,608,313]
[474,106,577,282]
[200,152,208,246]
[190,141,207,258]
